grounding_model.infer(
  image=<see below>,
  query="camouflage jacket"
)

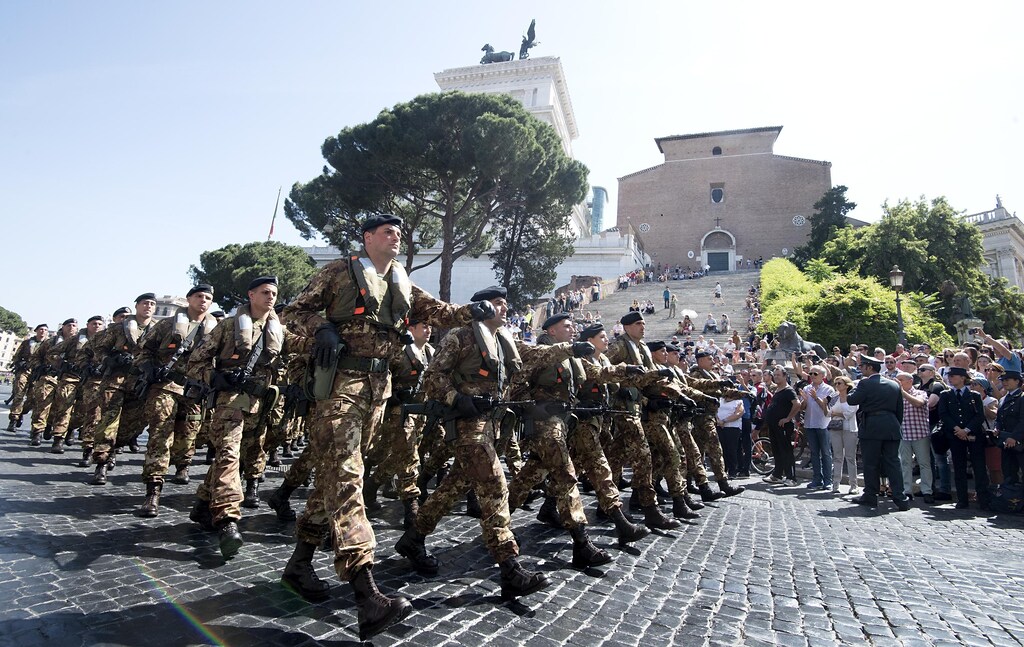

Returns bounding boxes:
[687,365,747,414]
[515,334,634,403]
[137,312,218,395]
[12,337,41,372]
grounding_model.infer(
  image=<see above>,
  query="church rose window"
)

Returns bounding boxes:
[711,187,724,203]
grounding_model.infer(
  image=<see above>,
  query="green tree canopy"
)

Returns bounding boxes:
[187,241,317,310]
[791,185,857,267]
[285,91,589,301]
[0,306,28,336]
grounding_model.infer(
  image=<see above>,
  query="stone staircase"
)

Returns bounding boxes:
[581,270,761,346]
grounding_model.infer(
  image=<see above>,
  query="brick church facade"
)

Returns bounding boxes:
[616,126,831,271]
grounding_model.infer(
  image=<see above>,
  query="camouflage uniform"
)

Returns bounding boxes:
[413,324,526,563]
[640,370,710,497]
[90,317,156,467]
[507,334,633,527]
[688,366,747,481]
[283,254,471,582]
[7,336,42,426]
[137,311,218,486]
[29,333,74,440]
[604,335,658,507]
[48,331,95,443]
[364,341,433,502]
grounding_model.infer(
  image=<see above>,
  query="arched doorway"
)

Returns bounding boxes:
[701,229,736,272]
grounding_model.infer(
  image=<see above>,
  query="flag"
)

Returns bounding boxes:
[268,186,282,241]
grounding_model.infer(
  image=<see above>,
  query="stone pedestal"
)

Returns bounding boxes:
[955,318,985,345]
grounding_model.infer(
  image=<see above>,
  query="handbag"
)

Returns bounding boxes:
[827,417,844,431]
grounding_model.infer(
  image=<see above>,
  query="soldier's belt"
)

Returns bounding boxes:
[337,355,388,374]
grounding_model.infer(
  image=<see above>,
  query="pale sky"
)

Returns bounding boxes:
[2,1,1021,329]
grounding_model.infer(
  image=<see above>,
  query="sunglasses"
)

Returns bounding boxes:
[917,368,933,373]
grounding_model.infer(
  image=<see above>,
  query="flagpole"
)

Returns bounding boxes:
[268,186,282,241]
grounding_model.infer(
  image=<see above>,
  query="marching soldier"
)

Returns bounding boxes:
[506,313,647,563]
[48,316,104,454]
[393,285,550,598]
[688,352,747,498]
[663,344,717,511]
[186,276,287,556]
[90,294,156,485]
[134,285,218,516]
[363,318,434,529]
[280,214,488,640]
[28,318,78,447]
[6,324,48,433]
[604,312,681,530]
[74,308,131,467]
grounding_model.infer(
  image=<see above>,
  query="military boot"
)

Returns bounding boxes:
[281,443,294,458]
[536,496,562,528]
[16,415,25,430]
[717,479,745,497]
[242,478,260,508]
[579,475,594,493]
[63,433,75,447]
[137,482,162,517]
[363,473,382,511]
[268,447,281,467]
[217,519,244,558]
[77,447,92,468]
[683,493,705,511]
[205,444,215,465]
[29,432,41,446]
[698,481,725,502]
[394,528,439,575]
[90,462,108,486]
[416,472,431,504]
[189,498,216,532]
[465,489,482,518]
[43,425,53,441]
[5,416,15,433]
[672,496,701,520]
[686,477,701,496]
[628,490,642,513]
[172,465,190,485]
[267,483,298,521]
[653,478,671,502]
[128,435,140,453]
[643,505,681,530]
[281,541,331,601]
[569,525,613,568]
[351,564,413,641]
[608,506,650,545]
[50,436,65,454]
[402,498,419,531]
[499,556,550,600]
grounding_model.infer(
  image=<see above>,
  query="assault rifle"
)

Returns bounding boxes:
[571,404,631,417]
[133,334,198,400]
[281,383,310,420]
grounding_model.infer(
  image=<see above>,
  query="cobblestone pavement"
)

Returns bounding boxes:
[3,394,1024,645]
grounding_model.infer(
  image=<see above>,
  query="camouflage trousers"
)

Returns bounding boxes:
[496,414,524,479]
[418,417,453,480]
[29,376,58,433]
[644,410,686,497]
[365,401,425,501]
[672,420,710,485]
[72,378,105,448]
[507,416,587,529]
[197,391,264,525]
[194,409,213,450]
[282,439,317,489]
[607,412,656,507]
[415,417,519,564]
[8,371,31,418]
[240,390,283,480]
[295,372,386,582]
[91,385,148,465]
[140,388,202,484]
[48,377,82,438]
[568,415,621,513]
[691,414,727,481]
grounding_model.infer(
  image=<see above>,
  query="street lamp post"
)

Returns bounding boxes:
[889,265,907,347]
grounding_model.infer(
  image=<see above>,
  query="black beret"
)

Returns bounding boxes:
[187,284,215,298]
[61,318,77,326]
[947,367,969,378]
[620,312,644,325]
[361,214,403,233]
[695,350,712,359]
[542,313,571,330]
[211,310,226,319]
[247,276,278,291]
[647,340,667,353]
[666,343,682,354]
[135,292,156,303]
[859,356,882,369]
[578,323,605,342]
[1001,370,1022,381]
[87,315,103,323]
[471,285,507,302]
[34,324,48,331]
[112,307,132,317]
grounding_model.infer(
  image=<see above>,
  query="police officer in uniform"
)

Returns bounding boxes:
[997,371,1024,484]
[936,366,989,510]
[848,355,910,510]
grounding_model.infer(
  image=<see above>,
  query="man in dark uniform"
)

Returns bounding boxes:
[996,371,1024,485]
[847,355,910,511]
[937,366,989,510]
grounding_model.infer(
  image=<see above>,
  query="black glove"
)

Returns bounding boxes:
[657,368,675,378]
[571,342,596,358]
[468,300,496,322]
[678,394,698,410]
[625,365,646,376]
[399,331,415,346]
[223,368,244,386]
[616,386,635,401]
[115,353,134,367]
[313,324,341,370]
[454,393,482,418]
[152,365,171,382]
